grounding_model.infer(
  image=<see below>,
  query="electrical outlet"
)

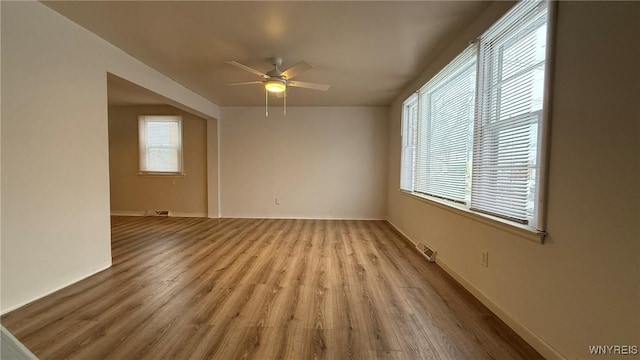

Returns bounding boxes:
[481,252,489,268]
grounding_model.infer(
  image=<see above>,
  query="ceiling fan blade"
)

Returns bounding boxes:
[226,81,264,86]
[225,61,267,78]
[288,81,330,91]
[281,61,313,80]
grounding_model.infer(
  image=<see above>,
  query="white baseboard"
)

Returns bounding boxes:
[110,211,207,218]
[170,212,207,218]
[386,220,565,360]
[218,215,386,220]
[1,325,38,359]
[1,261,112,316]
[386,220,419,247]
[110,210,145,216]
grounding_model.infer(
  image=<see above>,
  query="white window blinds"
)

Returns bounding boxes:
[399,0,550,230]
[472,1,548,225]
[415,46,476,204]
[138,115,183,174]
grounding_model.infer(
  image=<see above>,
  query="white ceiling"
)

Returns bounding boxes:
[45,1,491,107]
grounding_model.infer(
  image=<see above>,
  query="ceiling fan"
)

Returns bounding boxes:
[226,57,330,115]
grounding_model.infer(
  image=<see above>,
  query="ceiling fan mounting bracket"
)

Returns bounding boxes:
[270,57,283,68]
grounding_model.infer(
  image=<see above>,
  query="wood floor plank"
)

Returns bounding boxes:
[1,217,544,360]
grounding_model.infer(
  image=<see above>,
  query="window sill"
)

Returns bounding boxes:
[137,172,186,178]
[399,190,546,244]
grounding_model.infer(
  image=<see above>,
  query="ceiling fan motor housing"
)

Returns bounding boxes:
[267,58,284,78]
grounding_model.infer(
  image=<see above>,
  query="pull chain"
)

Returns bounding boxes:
[284,90,287,116]
[265,88,269,117]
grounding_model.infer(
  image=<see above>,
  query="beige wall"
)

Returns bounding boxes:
[387,2,640,360]
[207,119,219,218]
[108,105,208,216]
[1,2,219,313]
[220,106,388,219]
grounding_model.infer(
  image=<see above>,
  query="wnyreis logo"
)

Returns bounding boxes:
[588,345,639,356]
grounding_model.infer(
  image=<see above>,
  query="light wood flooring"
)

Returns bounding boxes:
[2,217,543,360]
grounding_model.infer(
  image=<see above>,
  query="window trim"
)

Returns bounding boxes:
[138,115,184,176]
[400,189,546,243]
[400,93,418,192]
[534,0,557,234]
[398,0,556,242]
[136,172,187,178]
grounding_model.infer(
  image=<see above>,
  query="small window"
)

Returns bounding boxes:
[138,115,183,174]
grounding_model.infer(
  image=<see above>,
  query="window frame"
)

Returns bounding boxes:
[400,94,418,193]
[138,115,184,176]
[399,0,555,243]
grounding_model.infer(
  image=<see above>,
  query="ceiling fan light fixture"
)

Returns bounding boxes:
[265,79,286,93]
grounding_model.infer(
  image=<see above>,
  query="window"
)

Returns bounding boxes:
[138,115,183,174]
[400,0,550,231]
[415,46,476,205]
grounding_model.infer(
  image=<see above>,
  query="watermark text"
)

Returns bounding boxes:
[589,345,638,356]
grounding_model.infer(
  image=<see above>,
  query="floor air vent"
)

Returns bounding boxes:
[417,242,437,263]
[145,210,170,217]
